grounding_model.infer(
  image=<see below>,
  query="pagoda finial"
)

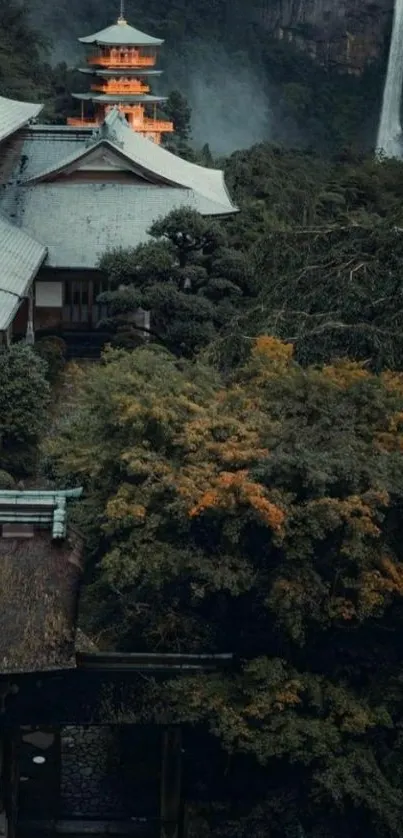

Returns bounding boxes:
[118,0,126,23]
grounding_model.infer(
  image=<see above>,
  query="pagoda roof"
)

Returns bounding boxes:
[79,19,163,47]
[73,92,167,103]
[0,95,43,143]
[0,213,46,331]
[79,68,163,77]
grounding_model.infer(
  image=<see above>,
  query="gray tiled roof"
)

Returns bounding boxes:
[79,68,163,76]
[0,489,82,539]
[2,184,231,269]
[23,109,236,214]
[9,128,91,182]
[0,95,43,143]
[106,109,236,212]
[0,110,237,275]
[73,93,167,103]
[79,20,163,46]
[0,214,46,330]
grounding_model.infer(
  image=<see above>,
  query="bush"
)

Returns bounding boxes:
[34,336,67,383]
[0,344,50,476]
[0,470,15,489]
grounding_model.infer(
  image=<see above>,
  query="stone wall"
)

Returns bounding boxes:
[60,726,128,819]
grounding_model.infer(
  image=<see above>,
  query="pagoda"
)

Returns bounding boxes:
[68,0,173,144]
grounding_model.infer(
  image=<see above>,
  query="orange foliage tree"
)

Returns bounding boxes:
[47,339,403,837]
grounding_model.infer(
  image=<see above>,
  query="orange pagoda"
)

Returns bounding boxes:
[68,1,173,144]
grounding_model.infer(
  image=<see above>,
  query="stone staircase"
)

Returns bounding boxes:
[62,332,112,360]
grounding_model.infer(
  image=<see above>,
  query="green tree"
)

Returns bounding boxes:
[0,0,51,101]
[47,338,403,837]
[223,221,403,372]
[164,89,192,140]
[149,207,225,268]
[98,208,248,357]
[0,344,50,476]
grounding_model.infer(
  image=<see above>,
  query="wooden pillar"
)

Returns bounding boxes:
[26,288,34,345]
[0,729,19,838]
[88,279,94,328]
[0,733,6,838]
[160,727,182,838]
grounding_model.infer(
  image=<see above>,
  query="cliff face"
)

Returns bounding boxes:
[25,0,393,76]
[258,0,393,74]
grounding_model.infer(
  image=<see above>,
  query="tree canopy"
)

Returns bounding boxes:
[0,0,51,100]
[25,0,385,153]
[46,338,403,837]
[5,6,403,833]
[98,207,253,358]
[0,344,50,476]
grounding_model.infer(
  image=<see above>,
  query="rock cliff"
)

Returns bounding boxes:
[257,0,393,74]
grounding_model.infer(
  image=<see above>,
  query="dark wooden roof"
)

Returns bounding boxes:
[77,652,233,672]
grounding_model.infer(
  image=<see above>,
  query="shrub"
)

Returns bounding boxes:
[0,470,15,489]
[34,336,67,383]
[0,344,50,476]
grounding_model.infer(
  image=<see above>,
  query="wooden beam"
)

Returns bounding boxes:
[160,728,182,838]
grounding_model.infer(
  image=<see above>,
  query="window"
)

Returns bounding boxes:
[35,281,63,308]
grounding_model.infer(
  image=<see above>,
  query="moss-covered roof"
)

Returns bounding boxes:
[0,530,83,674]
[0,489,84,674]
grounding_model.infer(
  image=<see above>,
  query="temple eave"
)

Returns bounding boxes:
[80,37,164,46]
[78,22,164,47]
[79,68,163,76]
[72,93,168,103]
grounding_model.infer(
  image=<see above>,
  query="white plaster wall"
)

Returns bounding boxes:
[35,281,63,308]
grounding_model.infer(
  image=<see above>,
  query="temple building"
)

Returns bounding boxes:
[68,2,174,144]
[0,5,237,348]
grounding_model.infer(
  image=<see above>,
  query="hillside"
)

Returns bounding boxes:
[18,0,390,153]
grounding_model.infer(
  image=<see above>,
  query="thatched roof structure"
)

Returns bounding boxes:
[0,530,83,673]
[0,489,83,674]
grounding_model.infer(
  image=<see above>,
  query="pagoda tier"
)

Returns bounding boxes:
[73,93,167,103]
[79,68,163,76]
[68,12,173,144]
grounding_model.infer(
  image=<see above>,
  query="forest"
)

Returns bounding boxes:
[0,0,387,151]
[3,0,403,836]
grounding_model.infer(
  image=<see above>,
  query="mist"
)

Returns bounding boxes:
[172,44,272,154]
[27,0,276,155]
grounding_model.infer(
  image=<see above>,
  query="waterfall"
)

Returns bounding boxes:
[377,0,403,158]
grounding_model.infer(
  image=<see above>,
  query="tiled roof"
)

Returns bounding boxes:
[104,110,236,212]
[11,127,91,182]
[79,20,163,46]
[0,214,46,331]
[0,111,237,272]
[0,95,43,143]
[79,68,163,77]
[73,93,167,103]
[0,489,83,539]
[3,183,232,268]
[22,109,236,214]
